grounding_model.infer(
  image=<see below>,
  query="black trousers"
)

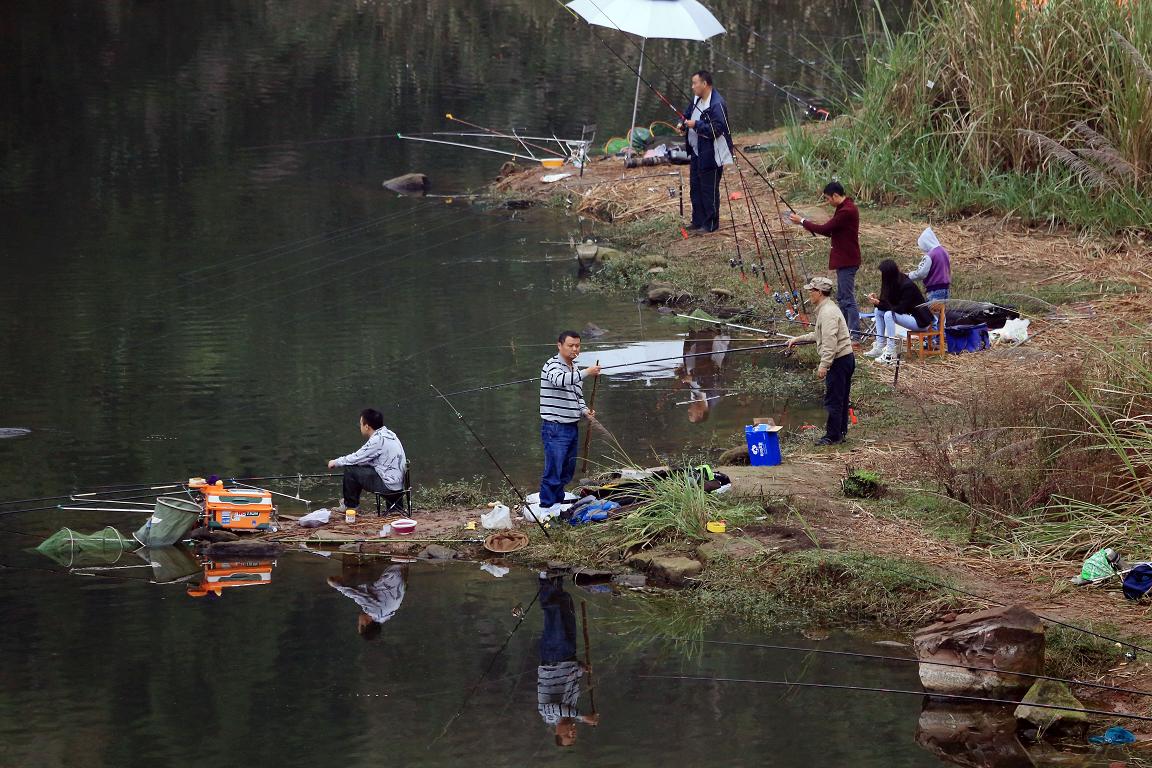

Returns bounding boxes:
[824,353,856,442]
[689,157,723,231]
[342,465,402,510]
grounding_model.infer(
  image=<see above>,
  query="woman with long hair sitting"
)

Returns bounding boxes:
[865,259,935,364]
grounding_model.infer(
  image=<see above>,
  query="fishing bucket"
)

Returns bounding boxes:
[945,323,990,354]
[133,497,201,547]
[745,424,782,466]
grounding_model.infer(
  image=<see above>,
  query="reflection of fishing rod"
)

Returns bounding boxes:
[581,600,597,715]
[430,384,551,540]
[642,676,1152,722]
[666,637,1152,699]
[431,586,542,745]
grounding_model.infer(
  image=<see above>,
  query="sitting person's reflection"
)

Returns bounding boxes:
[677,328,731,423]
[536,573,598,746]
[327,560,408,640]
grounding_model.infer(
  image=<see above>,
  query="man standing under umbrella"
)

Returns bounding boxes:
[680,70,733,233]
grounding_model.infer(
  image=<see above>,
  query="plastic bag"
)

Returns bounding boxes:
[480,503,513,530]
[480,563,510,578]
[297,509,332,528]
[991,317,1030,344]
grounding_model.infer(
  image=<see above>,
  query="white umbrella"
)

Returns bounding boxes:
[566,0,724,149]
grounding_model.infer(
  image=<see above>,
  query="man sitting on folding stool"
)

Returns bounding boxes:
[327,408,407,516]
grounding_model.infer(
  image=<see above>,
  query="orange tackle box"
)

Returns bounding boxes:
[186,558,275,597]
[193,480,276,530]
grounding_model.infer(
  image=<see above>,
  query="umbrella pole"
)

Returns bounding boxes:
[627,38,646,153]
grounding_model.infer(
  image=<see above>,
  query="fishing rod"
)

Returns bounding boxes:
[579,359,602,474]
[721,174,749,282]
[397,133,539,162]
[444,114,567,158]
[411,340,792,403]
[642,675,1152,722]
[738,23,829,78]
[707,42,831,119]
[670,637,1152,699]
[430,384,550,540]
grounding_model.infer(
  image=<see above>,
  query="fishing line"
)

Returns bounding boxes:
[665,637,1152,699]
[238,134,402,151]
[707,42,829,117]
[852,554,1152,657]
[403,340,790,404]
[444,114,567,158]
[642,675,1152,722]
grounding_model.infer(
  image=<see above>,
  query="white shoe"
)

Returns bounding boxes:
[874,349,899,365]
[863,342,886,358]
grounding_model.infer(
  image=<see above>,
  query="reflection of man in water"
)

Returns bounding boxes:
[537,574,598,746]
[327,563,407,640]
[676,329,731,423]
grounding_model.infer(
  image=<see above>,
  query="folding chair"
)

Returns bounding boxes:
[374,462,413,516]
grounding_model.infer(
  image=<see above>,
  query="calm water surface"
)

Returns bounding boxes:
[0,1,1022,766]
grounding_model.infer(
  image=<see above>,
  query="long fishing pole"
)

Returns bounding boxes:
[445,114,566,158]
[430,384,550,540]
[642,675,1152,722]
[579,359,601,474]
[416,340,791,403]
[670,637,1152,699]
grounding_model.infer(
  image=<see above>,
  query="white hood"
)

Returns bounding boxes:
[917,227,941,253]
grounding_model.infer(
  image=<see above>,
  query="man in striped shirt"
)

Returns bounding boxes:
[538,331,601,511]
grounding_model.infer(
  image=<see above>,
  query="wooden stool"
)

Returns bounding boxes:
[905,302,947,360]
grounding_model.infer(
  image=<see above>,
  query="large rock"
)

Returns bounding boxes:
[628,553,703,587]
[718,445,750,465]
[696,534,766,563]
[913,605,1045,695]
[1013,680,1089,733]
[419,544,458,560]
[382,173,429,194]
[596,247,622,263]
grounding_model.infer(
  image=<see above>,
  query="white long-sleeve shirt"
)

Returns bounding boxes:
[332,427,406,489]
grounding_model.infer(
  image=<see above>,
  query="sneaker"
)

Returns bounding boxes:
[815,435,843,446]
[330,502,348,513]
[863,342,886,358]
[874,350,899,365]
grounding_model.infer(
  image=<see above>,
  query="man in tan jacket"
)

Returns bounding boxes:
[786,276,856,445]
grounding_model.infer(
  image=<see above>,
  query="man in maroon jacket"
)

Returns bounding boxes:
[789,182,861,337]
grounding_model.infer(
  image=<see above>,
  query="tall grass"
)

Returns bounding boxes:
[615,472,759,551]
[787,0,1152,231]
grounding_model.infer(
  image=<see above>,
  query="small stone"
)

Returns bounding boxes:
[188,527,240,543]
[696,534,766,563]
[546,561,572,572]
[382,173,429,194]
[717,445,750,465]
[419,544,458,560]
[643,253,668,268]
[612,573,647,588]
[709,288,734,299]
[628,553,703,587]
[596,247,621,263]
[647,266,666,274]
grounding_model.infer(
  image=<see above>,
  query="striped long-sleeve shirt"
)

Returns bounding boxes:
[537,661,583,724]
[539,355,588,424]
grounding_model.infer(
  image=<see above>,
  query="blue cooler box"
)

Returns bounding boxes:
[745,424,782,466]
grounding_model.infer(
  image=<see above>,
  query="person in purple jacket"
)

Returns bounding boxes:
[908,227,952,301]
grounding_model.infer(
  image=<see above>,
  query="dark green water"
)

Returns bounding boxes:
[0,1,1035,765]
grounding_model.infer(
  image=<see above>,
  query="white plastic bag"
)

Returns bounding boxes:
[991,317,1030,344]
[480,503,513,530]
[297,508,332,528]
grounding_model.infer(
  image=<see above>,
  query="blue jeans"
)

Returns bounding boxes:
[875,310,930,352]
[836,266,860,336]
[538,577,578,664]
[926,287,950,302]
[540,420,579,507]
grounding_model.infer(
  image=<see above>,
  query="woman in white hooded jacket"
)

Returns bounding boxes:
[907,227,952,301]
